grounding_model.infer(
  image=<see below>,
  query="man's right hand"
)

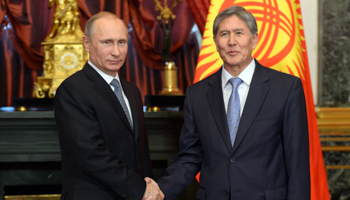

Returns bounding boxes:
[143,177,164,200]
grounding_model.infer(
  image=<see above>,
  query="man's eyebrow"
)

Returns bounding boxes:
[219,28,244,33]
[100,37,127,41]
[99,38,113,41]
[219,29,229,34]
[232,28,244,32]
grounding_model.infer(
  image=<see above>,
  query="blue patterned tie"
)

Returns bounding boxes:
[227,77,243,146]
[110,79,133,129]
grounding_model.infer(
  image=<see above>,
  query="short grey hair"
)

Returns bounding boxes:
[213,6,258,39]
[85,11,128,40]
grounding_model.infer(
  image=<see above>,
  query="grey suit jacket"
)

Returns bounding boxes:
[158,60,310,200]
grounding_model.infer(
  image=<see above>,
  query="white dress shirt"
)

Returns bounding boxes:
[222,59,255,116]
[88,60,133,122]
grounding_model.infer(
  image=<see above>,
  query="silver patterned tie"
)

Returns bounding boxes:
[110,79,133,129]
[227,77,243,146]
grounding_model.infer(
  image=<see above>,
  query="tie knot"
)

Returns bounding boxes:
[110,78,121,89]
[228,77,242,89]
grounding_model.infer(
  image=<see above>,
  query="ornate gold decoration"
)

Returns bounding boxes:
[160,61,183,95]
[48,0,80,40]
[146,106,161,112]
[15,106,28,112]
[154,0,183,95]
[5,194,60,200]
[316,107,350,135]
[316,107,350,151]
[154,0,181,24]
[33,0,88,98]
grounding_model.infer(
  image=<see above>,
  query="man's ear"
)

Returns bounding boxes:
[83,35,90,52]
[252,33,259,50]
[213,36,219,52]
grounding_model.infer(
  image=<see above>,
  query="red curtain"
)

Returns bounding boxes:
[185,0,210,35]
[0,0,52,106]
[0,0,198,106]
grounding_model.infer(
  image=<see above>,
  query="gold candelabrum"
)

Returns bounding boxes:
[154,0,183,95]
[33,0,88,98]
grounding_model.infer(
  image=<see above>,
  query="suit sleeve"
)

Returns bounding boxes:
[282,78,310,199]
[157,87,203,200]
[55,81,146,200]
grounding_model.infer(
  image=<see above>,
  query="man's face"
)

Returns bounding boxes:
[214,15,258,69]
[83,17,128,77]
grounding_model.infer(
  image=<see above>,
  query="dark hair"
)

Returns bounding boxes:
[213,6,258,39]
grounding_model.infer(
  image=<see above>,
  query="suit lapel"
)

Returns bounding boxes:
[231,61,270,154]
[120,78,140,141]
[83,64,134,134]
[206,69,232,153]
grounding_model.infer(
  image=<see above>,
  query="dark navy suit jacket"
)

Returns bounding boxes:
[55,63,152,200]
[158,60,310,200]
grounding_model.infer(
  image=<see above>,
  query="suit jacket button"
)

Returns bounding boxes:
[223,190,228,195]
[230,158,235,163]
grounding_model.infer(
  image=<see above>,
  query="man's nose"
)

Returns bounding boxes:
[111,44,121,56]
[228,34,236,46]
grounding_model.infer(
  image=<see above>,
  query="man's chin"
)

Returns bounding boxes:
[106,66,122,72]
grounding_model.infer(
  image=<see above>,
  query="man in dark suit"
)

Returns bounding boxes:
[55,11,164,200]
[150,6,310,200]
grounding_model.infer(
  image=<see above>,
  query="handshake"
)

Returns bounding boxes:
[143,177,165,200]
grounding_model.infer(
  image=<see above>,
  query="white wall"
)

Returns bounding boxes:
[300,0,318,104]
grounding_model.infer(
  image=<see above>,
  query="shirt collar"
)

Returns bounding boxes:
[88,60,120,85]
[222,58,256,88]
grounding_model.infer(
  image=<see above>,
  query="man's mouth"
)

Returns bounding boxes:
[227,50,239,55]
[108,60,122,64]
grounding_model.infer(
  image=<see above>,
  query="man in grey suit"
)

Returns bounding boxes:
[55,11,164,200]
[148,6,310,200]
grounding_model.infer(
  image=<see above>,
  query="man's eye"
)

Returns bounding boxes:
[237,32,243,35]
[104,41,110,44]
[119,40,126,45]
